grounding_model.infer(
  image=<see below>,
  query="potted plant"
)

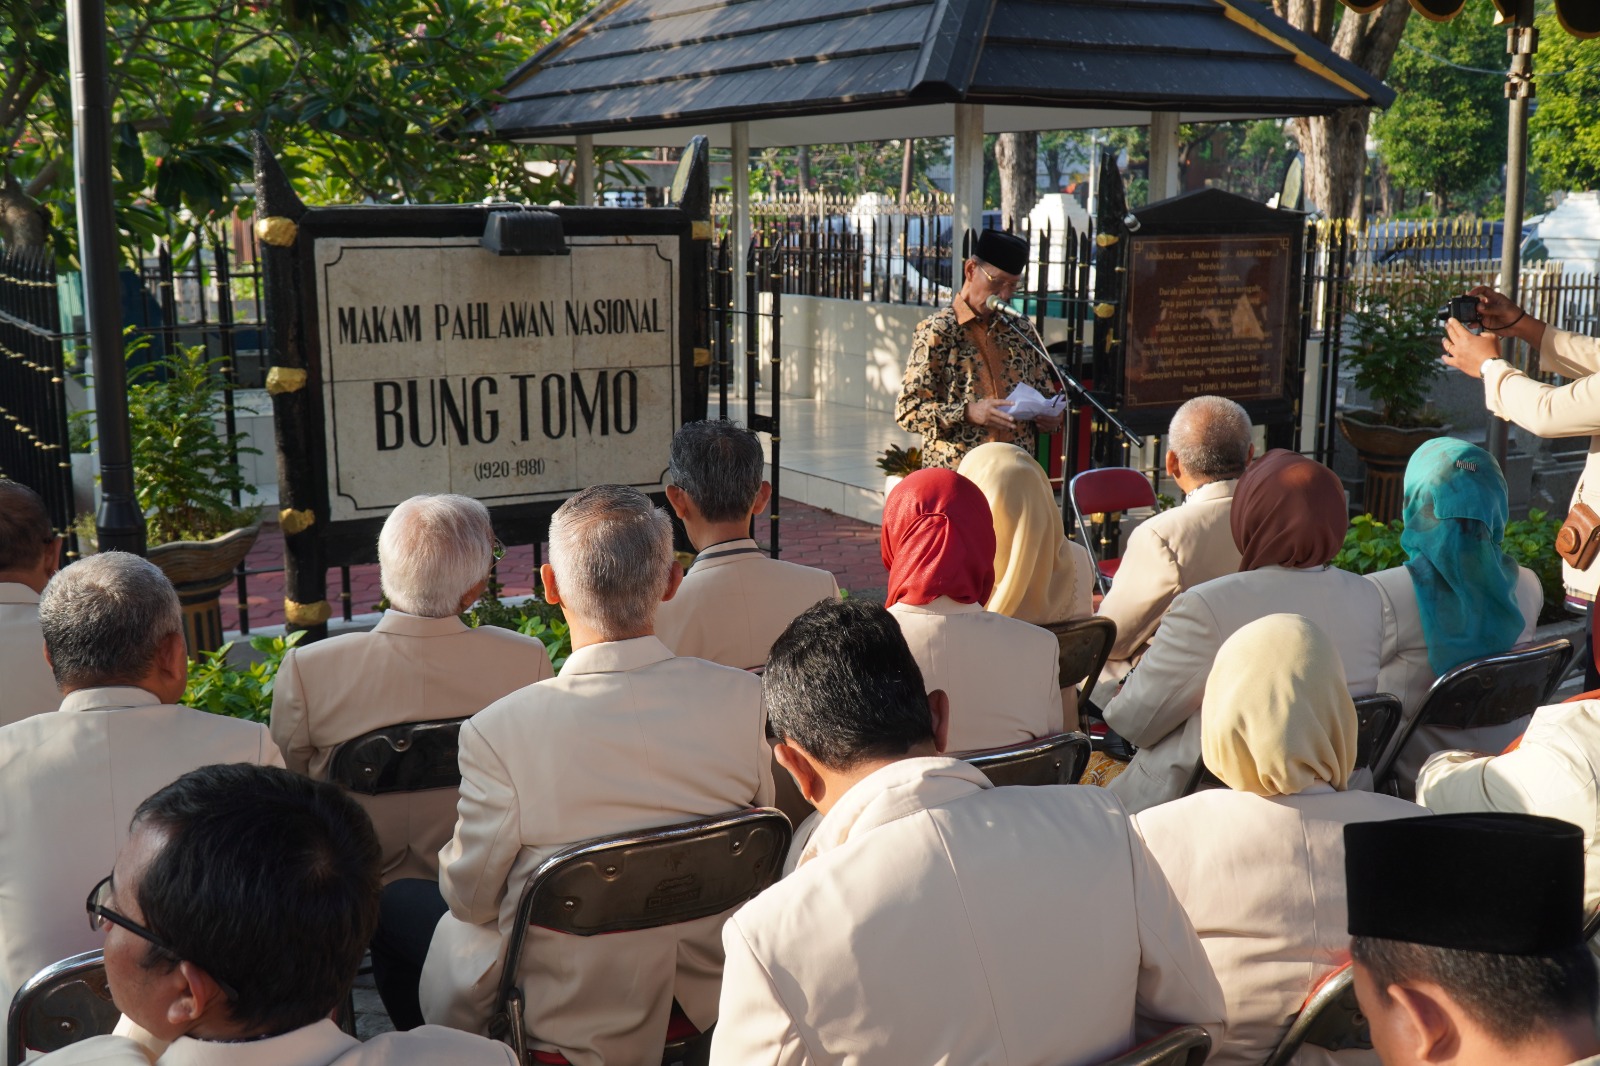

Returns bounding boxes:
[877,443,922,497]
[126,340,261,656]
[1336,275,1459,522]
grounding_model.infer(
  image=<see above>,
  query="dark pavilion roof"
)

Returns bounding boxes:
[474,0,1395,147]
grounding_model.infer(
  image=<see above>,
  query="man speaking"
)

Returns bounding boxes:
[895,230,1063,470]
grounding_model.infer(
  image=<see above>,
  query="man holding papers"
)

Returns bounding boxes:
[895,230,1063,469]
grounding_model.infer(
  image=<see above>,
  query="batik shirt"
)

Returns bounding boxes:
[894,296,1058,470]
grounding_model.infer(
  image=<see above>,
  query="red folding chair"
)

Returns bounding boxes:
[1069,468,1157,594]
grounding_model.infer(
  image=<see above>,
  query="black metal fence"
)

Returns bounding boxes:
[0,248,75,546]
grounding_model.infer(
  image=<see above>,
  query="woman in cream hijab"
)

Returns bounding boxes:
[1133,614,1422,1066]
[956,442,1094,624]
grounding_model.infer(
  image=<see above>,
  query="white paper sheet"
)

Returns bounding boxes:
[1001,382,1066,421]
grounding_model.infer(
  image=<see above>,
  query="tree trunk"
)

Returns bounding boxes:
[1280,0,1410,219]
[0,176,49,253]
[995,131,1038,230]
[797,145,811,192]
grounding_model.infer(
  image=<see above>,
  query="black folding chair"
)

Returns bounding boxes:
[327,717,467,795]
[1262,963,1370,1065]
[1042,616,1117,709]
[6,950,117,1066]
[1093,1024,1211,1066]
[488,809,792,1066]
[957,732,1092,788]
[1182,693,1403,797]
[1373,638,1574,794]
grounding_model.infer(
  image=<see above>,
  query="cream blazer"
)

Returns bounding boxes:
[709,757,1225,1066]
[270,610,552,883]
[0,687,281,1049]
[421,636,773,1066]
[888,597,1064,751]
[0,583,59,728]
[1097,479,1242,682]
[654,539,840,669]
[35,1020,516,1065]
[1104,566,1384,814]
[1416,700,1600,921]
[1133,785,1424,1066]
[1482,327,1600,600]
[1368,565,1543,793]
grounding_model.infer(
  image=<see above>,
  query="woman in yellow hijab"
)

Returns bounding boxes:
[1131,614,1423,1066]
[956,442,1093,625]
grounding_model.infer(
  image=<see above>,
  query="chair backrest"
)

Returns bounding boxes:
[1070,468,1158,517]
[1262,963,1369,1066]
[1184,693,1402,797]
[1585,906,1600,945]
[1374,638,1575,788]
[1093,1025,1212,1066]
[1042,616,1117,708]
[6,951,117,1066]
[958,732,1092,788]
[327,717,467,795]
[492,808,792,1032]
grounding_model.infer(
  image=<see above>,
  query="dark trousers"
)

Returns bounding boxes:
[370,877,449,1031]
[1587,608,1600,692]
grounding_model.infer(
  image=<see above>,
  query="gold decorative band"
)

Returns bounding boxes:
[1094,303,1116,319]
[691,220,713,240]
[284,598,331,626]
[279,508,316,535]
[693,347,711,367]
[1095,233,1119,247]
[256,217,299,248]
[265,367,307,395]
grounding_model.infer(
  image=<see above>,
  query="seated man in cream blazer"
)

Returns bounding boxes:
[0,480,64,727]
[1097,396,1251,683]
[0,553,281,1050]
[1414,699,1600,936]
[36,764,515,1066]
[655,419,839,669]
[421,485,774,1066]
[270,493,553,884]
[710,598,1225,1066]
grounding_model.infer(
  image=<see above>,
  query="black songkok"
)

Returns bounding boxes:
[1345,812,1584,955]
[974,230,1028,276]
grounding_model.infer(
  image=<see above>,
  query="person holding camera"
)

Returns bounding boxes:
[1442,285,1600,683]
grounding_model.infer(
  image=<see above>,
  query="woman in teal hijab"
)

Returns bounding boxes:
[1369,437,1543,793]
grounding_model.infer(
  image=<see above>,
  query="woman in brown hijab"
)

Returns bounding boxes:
[1099,449,1385,813]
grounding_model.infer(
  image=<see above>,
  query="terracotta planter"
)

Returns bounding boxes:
[1336,412,1452,524]
[148,522,261,658]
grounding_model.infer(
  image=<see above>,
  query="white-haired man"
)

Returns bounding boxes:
[0,480,63,726]
[1097,395,1253,682]
[270,493,552,886]
[656,419,839,669]
[420,485,773,1066]
[0,552,281,1048]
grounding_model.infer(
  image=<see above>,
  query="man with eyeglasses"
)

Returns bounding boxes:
[37,762,516,1064]
[0,552,281,1053]
[895,229,1064,470]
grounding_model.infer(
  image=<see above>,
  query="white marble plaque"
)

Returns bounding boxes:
[314,235,678,522]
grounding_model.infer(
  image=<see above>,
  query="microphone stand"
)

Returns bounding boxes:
[989,308,1145,449]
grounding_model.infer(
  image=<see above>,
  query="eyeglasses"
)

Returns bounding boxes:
[491,537,505,562]
[86,875,239,1001]
[976,262,1019,294]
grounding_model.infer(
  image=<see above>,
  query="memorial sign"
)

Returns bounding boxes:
[1112,188,1304,435]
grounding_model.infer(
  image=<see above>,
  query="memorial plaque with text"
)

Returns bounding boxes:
[1122,233,1296,427]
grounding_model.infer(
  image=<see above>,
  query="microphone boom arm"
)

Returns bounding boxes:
[987,302,1146,449]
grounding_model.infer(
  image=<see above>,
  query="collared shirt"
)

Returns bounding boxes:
[0,582,58,728]
[895,296,1058,469]
[795,756,993,870]
[35,1019,516,1065]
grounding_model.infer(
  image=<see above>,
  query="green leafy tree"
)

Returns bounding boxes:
[0,0,601,259]
[1371,10,1506,215]
[1528,11,1600,195]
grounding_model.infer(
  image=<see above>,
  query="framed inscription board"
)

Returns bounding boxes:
[1114,189,1305,435]
[254,136,712,637]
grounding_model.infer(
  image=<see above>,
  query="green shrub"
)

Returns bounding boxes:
[184,631,305,723]
[462,581,572,671]
[1332,509,1569,624]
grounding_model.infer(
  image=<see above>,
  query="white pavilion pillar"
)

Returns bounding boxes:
[952,103,985,282]
[574,134,596,206]
[1148,111,1181,203]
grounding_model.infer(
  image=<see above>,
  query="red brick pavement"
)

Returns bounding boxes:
[222,497,888,634]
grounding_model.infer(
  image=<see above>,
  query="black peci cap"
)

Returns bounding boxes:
[974,230,1028,276]
[1345,812,1585,955]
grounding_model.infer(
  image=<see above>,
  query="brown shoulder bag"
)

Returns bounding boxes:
[1557,502,1600,571]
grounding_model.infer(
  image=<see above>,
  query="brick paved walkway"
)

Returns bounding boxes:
[222,498,888,634]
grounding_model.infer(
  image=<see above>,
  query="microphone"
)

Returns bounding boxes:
[984,294,1028,318]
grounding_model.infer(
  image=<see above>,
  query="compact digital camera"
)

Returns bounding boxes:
[1437,295,1482,329]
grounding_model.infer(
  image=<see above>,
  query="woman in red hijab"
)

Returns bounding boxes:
[1099,450,1384,814]
[881,468,1066,752]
